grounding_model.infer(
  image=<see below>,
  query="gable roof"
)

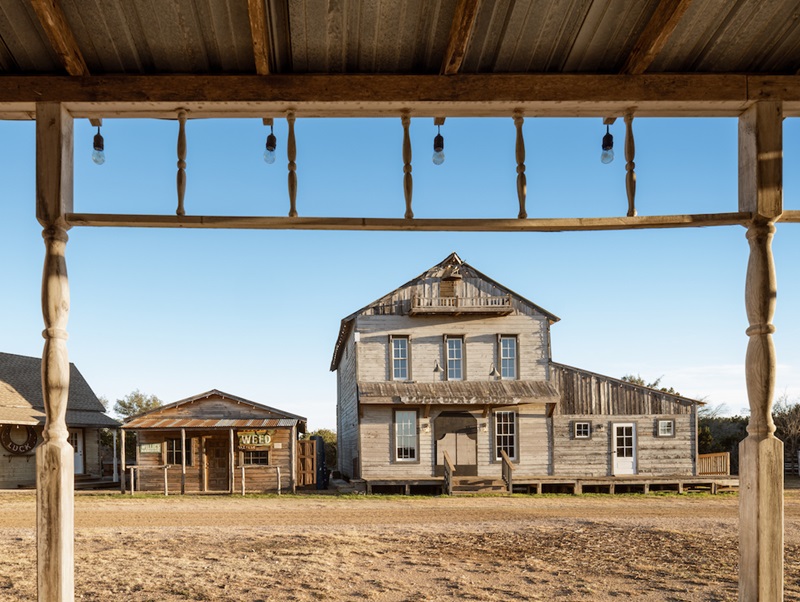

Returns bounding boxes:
[0,352,119,427]
[330,252,559,371]
[122,388,307,428]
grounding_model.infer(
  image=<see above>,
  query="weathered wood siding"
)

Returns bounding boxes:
[359,406,549,479]
[135,429,294,493]
[0,427,104,488]
[145,396,288,420]
[552,414,696,476]
[360,406,433,479]
[512,404,551,476]
[356,314,549,383]
[336,331,359,478]
[550,363,696,415]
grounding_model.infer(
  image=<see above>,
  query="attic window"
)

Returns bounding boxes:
[440,279,456,298]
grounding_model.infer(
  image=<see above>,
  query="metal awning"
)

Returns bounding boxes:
[357,380,559,405]
[122,417,301,430]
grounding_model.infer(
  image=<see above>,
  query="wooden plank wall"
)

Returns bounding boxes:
[356,314,549,383]
[360,273,549,321]
[550,363,695,415]
[360,406,433,479]
[336,331,359,478]
[136,429,294,493]
[551,414,695,477]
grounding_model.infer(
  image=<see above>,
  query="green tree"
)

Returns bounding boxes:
[773,393,800,474]
[620,374,680,396]
[306,428,337,470]
[114,389,162,419]
[113,390,163,463]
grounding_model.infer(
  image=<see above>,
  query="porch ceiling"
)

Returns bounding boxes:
[2,1,800,118]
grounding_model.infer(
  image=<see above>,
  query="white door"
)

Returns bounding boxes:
[68,428,84,474]
[612,423,636,475]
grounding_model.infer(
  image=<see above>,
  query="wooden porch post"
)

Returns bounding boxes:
[120,429,126,493]
[35,101,74,602]
[180,428,186,495]
[229,428,235,495]
[290,424,297,494]
[738,100,783,601]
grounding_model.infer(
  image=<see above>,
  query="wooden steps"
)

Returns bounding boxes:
[452,477,507,494]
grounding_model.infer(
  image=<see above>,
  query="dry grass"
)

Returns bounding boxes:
[1,490,800,601]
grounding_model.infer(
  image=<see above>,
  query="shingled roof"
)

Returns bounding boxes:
[0,352,119,427]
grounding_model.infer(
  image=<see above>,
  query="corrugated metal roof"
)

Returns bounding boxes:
[123,417,299,430]
[2,0,800,78]
[358,380,559,405]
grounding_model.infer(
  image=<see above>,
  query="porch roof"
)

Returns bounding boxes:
[357,380,559,406]
[122,417,301,430]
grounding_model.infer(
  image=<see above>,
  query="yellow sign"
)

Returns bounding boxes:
[238,430,273,450]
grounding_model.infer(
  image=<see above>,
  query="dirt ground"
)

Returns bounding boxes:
[1,487,800,601]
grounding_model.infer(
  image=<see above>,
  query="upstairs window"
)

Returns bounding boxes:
[391,336,410,380]
[395,410,418,461]
[500,336,517,380]
[446,336,464,381]
[166,438,192,466]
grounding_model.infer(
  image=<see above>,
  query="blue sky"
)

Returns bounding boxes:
[1,115,798,430]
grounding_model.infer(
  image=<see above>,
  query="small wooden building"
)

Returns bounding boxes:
[122,390,308,494]
[0,352,119,489]
[331,253,705,493]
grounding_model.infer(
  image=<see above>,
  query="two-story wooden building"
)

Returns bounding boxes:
[331,253,705,493]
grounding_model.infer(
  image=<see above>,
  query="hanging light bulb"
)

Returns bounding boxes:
[92,126,105,165]
[600,125,614,164]
[264,124,277,164]
[432,125,445,165]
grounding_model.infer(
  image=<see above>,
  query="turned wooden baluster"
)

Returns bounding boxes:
[176,110,187,216]
[514,111,527,219]
[402,113,413,219]
[737,100,784,602]
[624,112,636,217]
[287,112,298,217]
[36,102,75,602]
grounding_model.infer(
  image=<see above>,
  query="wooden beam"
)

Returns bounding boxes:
[66,212,752,232]
[3,74,796,119]
[441,0,481,75]
[621,0,693,75]
[30,0,89,76]
[739,101,783,219]
[247,0,271,75]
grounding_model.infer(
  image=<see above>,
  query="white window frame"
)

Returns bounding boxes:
[494,410,517,461]
[574,421,591,439]
[445,335,464,381]
[499,335,518,380]
[394,410,418,462]
[390,335,410,381]
[657,419,675,438]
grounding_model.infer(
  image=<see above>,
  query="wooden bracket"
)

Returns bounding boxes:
[423,405,431,419]
[89,118,102,127]
[434,117,446,126]
[262,118,273,126]
[603,117,617,125]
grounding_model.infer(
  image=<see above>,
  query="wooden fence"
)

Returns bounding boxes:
[698,452,730,476]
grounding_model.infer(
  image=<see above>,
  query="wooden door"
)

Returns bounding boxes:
[296,439,316,487]
[68,428,84,474]
[434,412,478,477]
[613,423,637,475]
[204,438,229,490]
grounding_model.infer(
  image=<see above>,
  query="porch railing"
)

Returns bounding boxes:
[500,450,514,493]
[239,464,281,496]
[126,465,171,496]
[410,295,512,313]
[443,451,455,496]
[697,452,730,476]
